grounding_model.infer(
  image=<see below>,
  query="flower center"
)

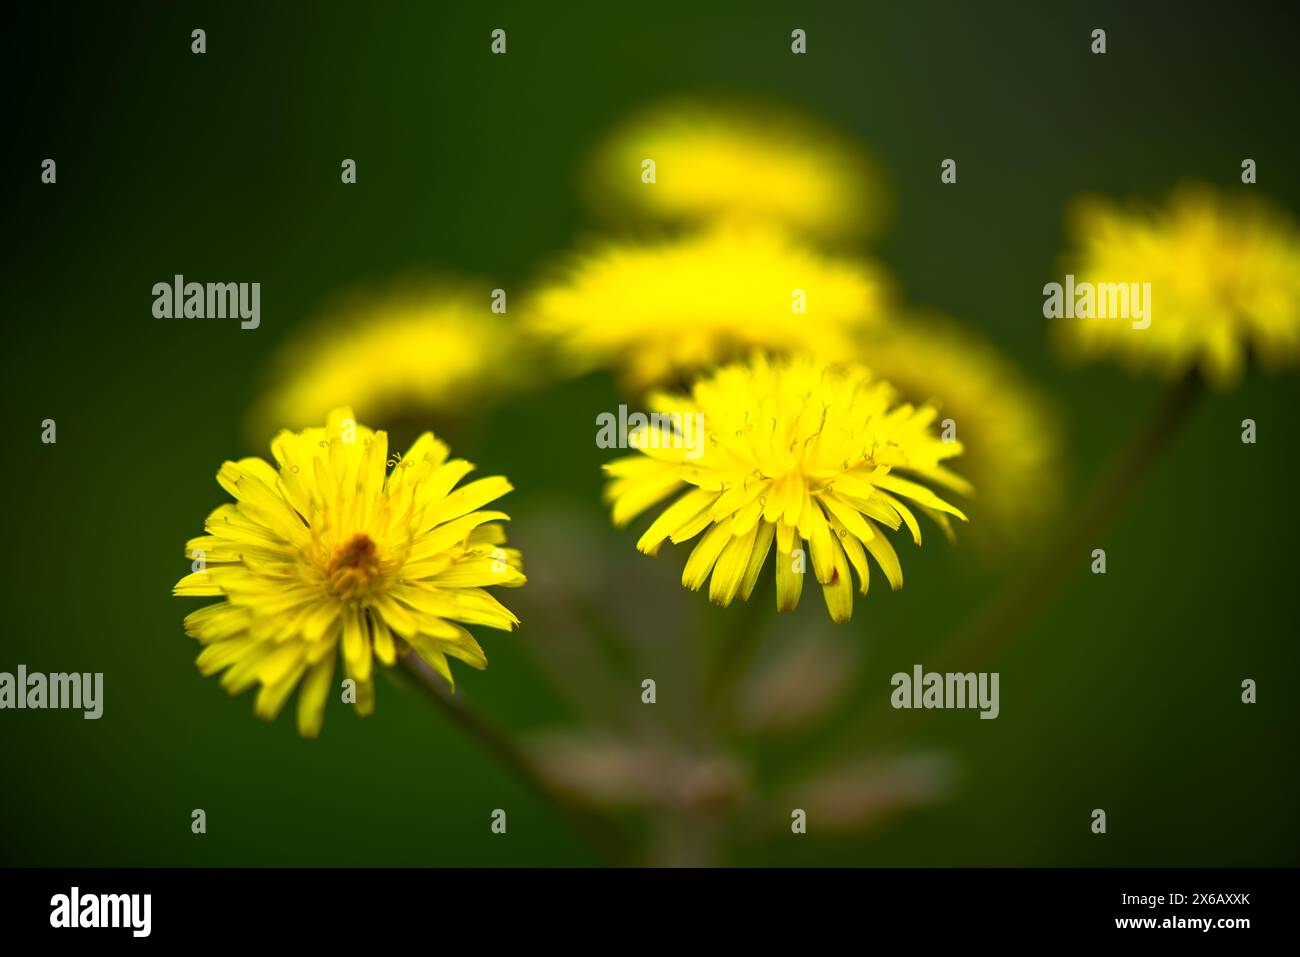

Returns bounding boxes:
[326,533,382,600]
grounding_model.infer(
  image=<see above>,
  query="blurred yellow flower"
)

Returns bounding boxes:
[527,223,891,388]
[1054,185,1300,387]
[603,355,968,624]
[174,407,525,736]
[249,279,526,441]
[582,98,889,241]
[858,316,1064,542]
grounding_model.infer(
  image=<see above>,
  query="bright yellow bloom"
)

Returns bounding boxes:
[248,279,527,441]
[1055,185,1300,387]
[603,356,968,623]
[857,315,1064,544]
[582,98,889,241]
[173,408,525,737]
[527,223,891,388]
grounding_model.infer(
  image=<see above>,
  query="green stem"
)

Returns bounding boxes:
[399,653,636,865]
[798,370,1206,756]
[934,368,1204,674]
[704,564,775,708]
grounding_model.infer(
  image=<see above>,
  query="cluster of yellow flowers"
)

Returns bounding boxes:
[528,222,891,388]
[1054,184,1300,387]
[604,355,969,623]
[530,100,1067,554]
[176,97,1300,736]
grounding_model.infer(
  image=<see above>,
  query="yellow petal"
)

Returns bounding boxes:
[371,613,396,666]
[296,653,336,737]
[709,524,758,606]
[341,606,372,684]
[775,539,804,612]
[636,488,716,554]
[863,524,903,590]
[820,536,854,623]
[681,522,733,591]
[255,662,307,721]
[738,520,776,600]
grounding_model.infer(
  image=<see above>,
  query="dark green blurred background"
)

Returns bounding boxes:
[3,0,1297,866]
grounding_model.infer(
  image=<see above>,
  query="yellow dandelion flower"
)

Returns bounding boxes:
[527,223,891,388]
[602,355,968,623]
[856,315,1064,543]
[173,407,525,737]
[249,279,526,441]
[1054,184,1300,387]
[582,97,889,241]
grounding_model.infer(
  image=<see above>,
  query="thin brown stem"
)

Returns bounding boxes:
[398,653,636,865]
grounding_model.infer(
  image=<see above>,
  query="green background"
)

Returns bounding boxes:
[3,0,1297,866]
